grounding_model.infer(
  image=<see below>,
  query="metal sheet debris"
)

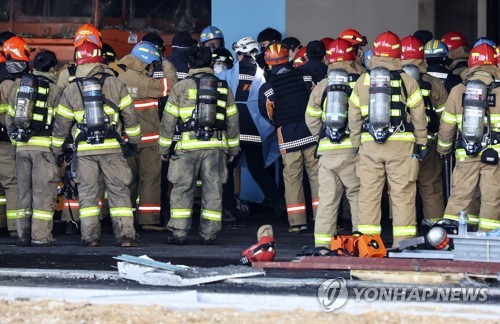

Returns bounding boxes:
[117,255,265,287]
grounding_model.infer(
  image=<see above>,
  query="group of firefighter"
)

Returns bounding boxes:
[0,22,499,248]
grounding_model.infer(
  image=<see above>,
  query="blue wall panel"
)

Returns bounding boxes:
[212,0,286,57]
[212,0,286,202]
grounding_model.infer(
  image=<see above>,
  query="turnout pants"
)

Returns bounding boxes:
[444,159,500,231]
[282,145,319,226]
[127,146,162,225]
[314,150,360,248]
[357,141,418,245]
[0,142,17,231]
[61,176,107,222]
[465,186,481,226]
[15,151,59,243]
[76,154,135,244]
[168,150,227,241]
[417,143,445,221]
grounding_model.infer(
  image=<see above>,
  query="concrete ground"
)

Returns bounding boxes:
[0,203,498,322]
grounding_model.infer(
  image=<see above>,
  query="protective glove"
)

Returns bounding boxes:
[415,144,427,161]
[123,142,138,158]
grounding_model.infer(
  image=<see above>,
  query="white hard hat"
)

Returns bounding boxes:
[232,36,260,55]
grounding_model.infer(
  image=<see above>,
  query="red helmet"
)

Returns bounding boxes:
[373,31,401,58]
[401,35,424,60]
[3,36,33,62]
[320,37,334,49]
[339,28,366,46]
[326,38,355,63]
[75,42,103,65]
[0,51,5,63]
[468,43,497,68]
[240,236,276,265]
[265,42,289,66]
[293,46,308,67]
[441,31,467,51]
[74,24,102,48]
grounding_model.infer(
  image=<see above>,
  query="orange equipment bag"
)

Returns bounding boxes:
[355,234,386,258]
[330,232,386,258]
[330,234,357,256]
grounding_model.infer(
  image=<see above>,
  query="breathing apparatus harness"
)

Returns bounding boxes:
[177,72,227,141]
[362,67,413,143]
[11,73,54,142]
[458,77,499,164]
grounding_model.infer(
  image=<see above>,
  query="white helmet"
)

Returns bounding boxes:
[232,36,260,55]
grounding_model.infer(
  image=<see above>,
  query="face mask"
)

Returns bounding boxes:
[213,64,227,74]
[6,61,28,74]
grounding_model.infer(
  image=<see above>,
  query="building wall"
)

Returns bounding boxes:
[212,0,286,56]
[286,0,419,46]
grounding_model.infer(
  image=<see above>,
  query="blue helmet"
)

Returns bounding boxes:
[131,41,161,64]
[473,37,497,49]
[200,26,224,44]
[364,48,373,70]
[423,39,448,58]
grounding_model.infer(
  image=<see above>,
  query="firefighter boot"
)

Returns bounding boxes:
[16,210,32,246]
[80,216,102,246]
[111,217,138,247]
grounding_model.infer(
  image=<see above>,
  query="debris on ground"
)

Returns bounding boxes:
[116,255,265,286]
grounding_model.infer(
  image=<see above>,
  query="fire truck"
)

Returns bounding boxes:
[0,0,209,64]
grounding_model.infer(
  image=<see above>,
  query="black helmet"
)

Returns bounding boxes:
[211,47,234,69]
[142,32,165,53]
[101,42,117,64]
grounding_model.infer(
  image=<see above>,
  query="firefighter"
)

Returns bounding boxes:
[413,30,433,46]
[169,31,195,81]
[117,41,171,229]
[57,25,111,233]
[57,24,104,89]
[217,36,281,220]
[211,47,234,74]
[437,43,500,232]
[141,32,179,224]
[293,46,308,68]
[424,39,462,93]
[349,31,428,246]
[339,29,368,68]
[200,26,225,53]
[258,42,319,233]
[51,38,141,247]
[102,42,121,76]
[306,38,365,247]
[0,31,15,237]
[141,32,178,83]
[0,37,34,238]
[282,37,302,62]
[0,31,15,81]
[298,40,327,84]
[159,45,239,244]
[5,49,62,246]
[401,35,448,222]
[441,31,470,76]
[256,27,282,73]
